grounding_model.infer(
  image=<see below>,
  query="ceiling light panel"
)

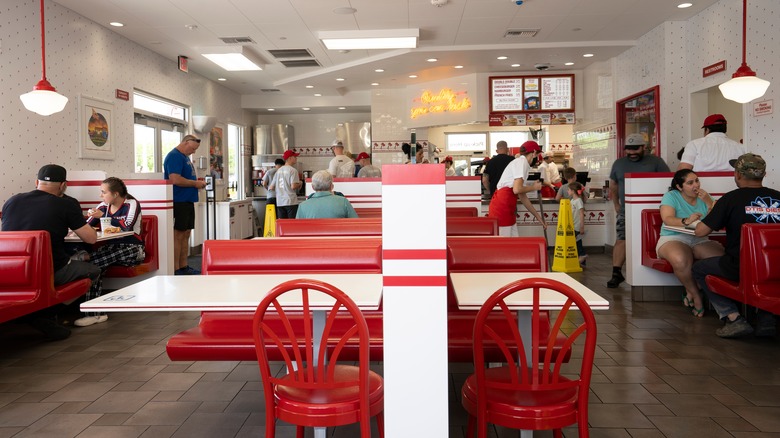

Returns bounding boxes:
[200,46,265,71]
[319,29,419,50]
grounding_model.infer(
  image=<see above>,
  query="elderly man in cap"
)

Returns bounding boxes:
[328,141,355,178]
[488,141,547,236]
[693,153,780,338]
[355,152,381,178]
[164,134,207,275]
[296,171,358,219]
[607,133,670,288]
[271,150,302,218]
[678,114,746,171]
[2,164,100,340]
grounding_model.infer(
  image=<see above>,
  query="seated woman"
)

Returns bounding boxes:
[657,169,724,317]
[77,177,145,327]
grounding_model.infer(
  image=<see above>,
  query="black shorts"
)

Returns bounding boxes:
[173,202,195,231]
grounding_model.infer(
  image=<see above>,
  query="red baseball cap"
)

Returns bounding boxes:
[283,150,300,161]
[443,155,453,163]
[519,140,541,154]
[354,152,370,161]
[702,114,727,128]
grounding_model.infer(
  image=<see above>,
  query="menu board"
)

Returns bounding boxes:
[489,74,574,113]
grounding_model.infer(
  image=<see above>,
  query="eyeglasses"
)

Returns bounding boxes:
[190,138,201,143]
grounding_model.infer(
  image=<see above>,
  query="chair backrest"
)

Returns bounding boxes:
[641,209,664,260]
[742,224,780,314]
[0,231,52,300]
[472,277,597,412]
[252,279,373,417]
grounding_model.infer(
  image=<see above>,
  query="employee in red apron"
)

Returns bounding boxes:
[488,141,547,236]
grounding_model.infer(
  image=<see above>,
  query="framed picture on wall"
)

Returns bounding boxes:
[78,95,115,160]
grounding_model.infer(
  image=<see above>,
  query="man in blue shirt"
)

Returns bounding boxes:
[296,171,358,219]
[164,135,206,275]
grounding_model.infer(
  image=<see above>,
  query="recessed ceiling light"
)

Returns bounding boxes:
[409,74,418,78]
[375,69,385,73]
[302,107,311,111]
[336,78,345,81]
[511,64,520,68]
[338,107,346,110]
[109,22,124,27]
[319,29,419,50]
[677,3,693,8]
[427,58,438,62]
[454,65,464,69]
[217,77,227,81]
[314,93,322,97]
[583,53,594,57]
[267,108,275,111]
[497,56,508,60]
[305,85,314,89]
[333,7,357,14]
[564,62,574,66]
[371,82,380,86]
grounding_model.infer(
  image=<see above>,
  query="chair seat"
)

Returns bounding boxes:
[462,367,578,426]
[275,364,384,426]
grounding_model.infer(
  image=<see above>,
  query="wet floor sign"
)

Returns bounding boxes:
[263,204,276,237]
[551,199,582,273]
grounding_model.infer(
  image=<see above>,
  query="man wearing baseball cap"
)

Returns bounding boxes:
[327,141,355,178]
[355,152,381,178]
[678,114,746,172]
[2,164,100,340]
[607,133,670,288]
[164,135,207,275]
[488,140,547,236]
[538,152,562,198]
[692,153,780,338]
[270,150,302,218]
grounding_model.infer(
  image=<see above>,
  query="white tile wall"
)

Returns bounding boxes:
[0,0,252,206]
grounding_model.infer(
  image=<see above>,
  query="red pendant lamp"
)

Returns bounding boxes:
[20,0,68,116]
[718,0,770,103]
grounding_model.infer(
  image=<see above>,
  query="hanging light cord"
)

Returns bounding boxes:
[38,0,48,82]
[740,0,747,67]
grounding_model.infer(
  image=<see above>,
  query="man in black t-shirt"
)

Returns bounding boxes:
[693,153,780,338]
[2,165,100,340]
[482,141,514,197]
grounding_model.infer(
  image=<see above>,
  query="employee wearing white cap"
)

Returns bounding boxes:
[678,114,746,172]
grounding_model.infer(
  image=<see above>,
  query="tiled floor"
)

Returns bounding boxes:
[1,253,779,437]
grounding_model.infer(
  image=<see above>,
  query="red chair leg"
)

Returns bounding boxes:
[553,429,563,438]
[377,412,385,438]
[465,415,475,438]
[296,425,304,438]
[265,421,275,438]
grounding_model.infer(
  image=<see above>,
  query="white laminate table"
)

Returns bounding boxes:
[65,230,135,242]
[450,272,609,438]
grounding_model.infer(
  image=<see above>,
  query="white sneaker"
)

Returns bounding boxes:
[74,315,108,327]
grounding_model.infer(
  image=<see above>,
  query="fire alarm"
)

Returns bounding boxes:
[431,0,448,6]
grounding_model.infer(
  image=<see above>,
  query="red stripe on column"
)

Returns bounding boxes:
[382,164,445,185]
[383,249,447,260]
[383,276,447,287]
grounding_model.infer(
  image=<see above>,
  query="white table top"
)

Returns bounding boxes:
[450,272,609,311]
[65,230,135,242]
[80,274,383,312]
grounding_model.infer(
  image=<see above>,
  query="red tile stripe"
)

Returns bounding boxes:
[383,276,448,287]
[383,249,447,260]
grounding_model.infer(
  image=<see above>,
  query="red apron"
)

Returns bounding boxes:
[488,187,518,226]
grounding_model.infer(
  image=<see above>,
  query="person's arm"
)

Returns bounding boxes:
[291,172,302,190]
[512,178,541,195]
[517,193,547,229]
[555,184,565,201]
[693,220,713,237]
[677,162,694,171]
[660,204,701,227]
[481,173,490,192]
[609,178,620,212]
[697,188,715,212]
[73,223,97,244]
[345,200,358,218]
[578,207,585,234]
[168,173,206,189]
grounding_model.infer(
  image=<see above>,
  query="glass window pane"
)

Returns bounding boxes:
[489,131,530,155]
[134,124,155,173]
[134,93,186,121]
[227,124,241,199]
[161,130,182,165]
[445,133,487,153]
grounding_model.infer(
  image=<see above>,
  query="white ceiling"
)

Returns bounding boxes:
[52,0,718,114]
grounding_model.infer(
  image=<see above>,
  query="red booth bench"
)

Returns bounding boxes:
[641,209,726,273]
[103,215,159,278]
[705,224,780,315]
[0,231,91,324]
[354,206,479,218]
[276,217,498,237]
[165,236,566,363]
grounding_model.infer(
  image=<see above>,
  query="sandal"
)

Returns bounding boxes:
[682,294,694,308]
[692,307,705,318]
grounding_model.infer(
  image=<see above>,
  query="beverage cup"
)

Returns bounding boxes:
[100,217,112,233]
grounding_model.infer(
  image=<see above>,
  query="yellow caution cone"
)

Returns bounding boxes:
[264,204,277,237]
[551,199,582,273]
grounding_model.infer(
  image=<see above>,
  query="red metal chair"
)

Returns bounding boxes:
[461,277,598,437]
[252,279,384,438]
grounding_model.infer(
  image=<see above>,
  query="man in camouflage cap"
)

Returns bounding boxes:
[692,152,780,338]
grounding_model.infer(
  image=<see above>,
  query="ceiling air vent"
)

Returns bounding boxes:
[261,89,281,93]
[280,59,321,68]
[504,28,539,38]
[219,36,255,44]
[268,49,314,59]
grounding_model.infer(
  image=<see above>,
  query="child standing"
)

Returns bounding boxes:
[568,182,587,266]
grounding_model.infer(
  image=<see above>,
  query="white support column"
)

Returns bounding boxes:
[381,164,449,437]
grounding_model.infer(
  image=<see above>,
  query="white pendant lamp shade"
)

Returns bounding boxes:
[719,74,771,104]
[20,80,69,116]
[20,0,68,116]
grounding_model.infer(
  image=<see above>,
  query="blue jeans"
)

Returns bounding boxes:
[692,256,739,319]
